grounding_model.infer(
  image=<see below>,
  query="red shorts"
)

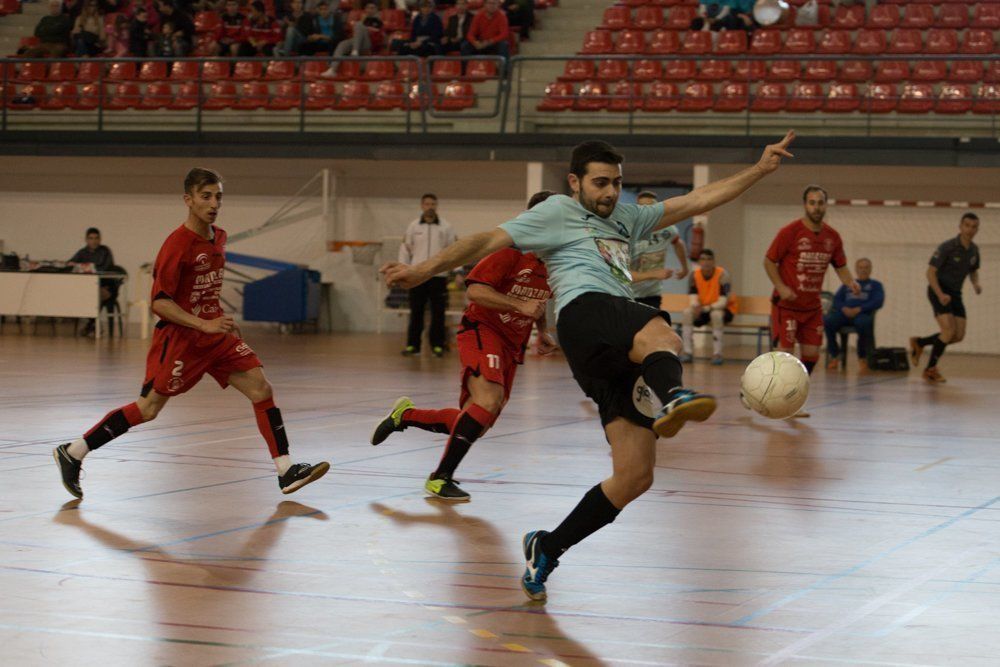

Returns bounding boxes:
[771,304,824,349]
[456,325,520,409]
[143,324,262,396]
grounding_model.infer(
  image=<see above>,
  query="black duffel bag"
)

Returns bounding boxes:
[869,347,909,371]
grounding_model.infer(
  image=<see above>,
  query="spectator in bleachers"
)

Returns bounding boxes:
[216,0,246,56]
[273,0,306,55]
[128,6,155,56]
[25,0,73,57]
[440,0,472,53]
[154,19,178,54]
[390,0,442,56]
[325,0,382,62]
[156,0,195,55]
[504,0,532,40]
[62,0,84,19]
[291,0,342,55]
[460,0,508,59]
[71,0,106,56]
[690,0,756,32]
[106,13,132,55]
[236,0,282,56]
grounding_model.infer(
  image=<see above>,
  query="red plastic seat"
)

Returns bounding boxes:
[395,60,421,82]
[973,84,1000,114]
[823,83,859,112]
[15,61,47,83]
[865,82,897,113]
[72,83,102,110]
[46,62,76,82]
[560,60,594,81]
[596,59,629,81]
[634,6,664,30]
[663,59,697,80]
[873,60,908,83]
[936,83,972,113]
[0,0,19,15]
[818,29,852,54]
[233,61,263,81]
[733,60,766,81]
[897,83,934,113]
[936,4,969,29]
[194,10,221,33]
[202,61,232,81]
[300,61,327,81]
[926,28,959,54]
[362,60,395,81]
[831,3,864,29]
[106,62,137,82]
[698,60,730,80]
[681,30,711,54]
[608,81,643,111]
[751,82,786,111]
[633,59,662,81]
[380,9,407,32]
[768,60,800,81]
[866,4,899,29]
[167,82,200,110]
[986,61,1000,83]
[300,81,335,109]
[267,82,301,110]
[105,82,141,110]
[170,61,199,82]
[581,30,614,54]
[911,61,947,82]
[615,29,647,54]
[138,82,173,110]
[465,60,498,81]
[714,30,747,54]
[329,61,361,81]
[803,60,837,81]
[787,82,824,112]
[839,60,872,82]
[960,29,994,54]
[574,81,609,110]
[643,80,679,111]
[431,60,462,82]
[136,61,166,82]
[950,60,983,83]
[336,81,370,110]
[900,3,934,29]
[678,82,713,111]
[537,81,575,111]
[234,82,269,109]
[664,5,696,29]
[783,29,815,53]
[74,61,102,83]
[264,61,295,81]
[971,2,1000,29]
[853,28,886,54]
[888,28,922,54]
[648,29,680,54]
[41,82,77,110]
[367,80,404,110]
[600,5,631,30]
[751,29,782,55]
[203,81,236,109]
[714,81,748,112]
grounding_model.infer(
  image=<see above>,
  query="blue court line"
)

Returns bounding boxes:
[732,494,1000,626]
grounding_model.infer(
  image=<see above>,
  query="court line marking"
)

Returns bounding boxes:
[914,457,952,472]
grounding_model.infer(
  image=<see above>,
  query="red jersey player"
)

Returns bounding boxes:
[370,191,558,502]
[53,168,330,499]
[764,185,859,383]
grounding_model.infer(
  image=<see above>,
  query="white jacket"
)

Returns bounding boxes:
[398,216,457,278]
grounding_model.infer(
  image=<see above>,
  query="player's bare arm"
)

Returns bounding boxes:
[381,228,514,289]
[971,270,982,295]
[467,283,546,320]
[152,297,235,334]
[764,257,796,301]
[927,265,951,305]
[672,238,689,279]
[835,265,861,295]
[535,315,559,355]
[631,268,673,283]
[654,130,795,230]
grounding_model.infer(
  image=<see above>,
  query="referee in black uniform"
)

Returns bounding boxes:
[909,213,983,383]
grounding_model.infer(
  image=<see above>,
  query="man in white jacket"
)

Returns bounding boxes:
[398,194,458,357]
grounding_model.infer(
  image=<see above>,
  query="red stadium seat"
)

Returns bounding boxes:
[874,60,908,83]
[768,60,801,81]
[537,81,575,111]
[600,5,631,30]
[643,81,679,111]
[715,30,747,54]
[888,29,922,54]
[105,82,141,110]
[302,81,336,109]
[853,29,886,54]
[431,60,462,82]
[897,83,934,113]
[232,61,263,81]
[648,29,680,54]
[823,83,859,112]
[614,29,647,54]
[106,62,137,82]
[751,82,787,111]
[168,82,200,110]
[596,59,629,81]
[866,4,899,29]
[41,82,77,110]
[926,28,959,54]
[971,2,1000,29]
[46,62,76,82]
[300,61,327,81]
[803,60,837,81]
[818,30,852,54]
[831,3,864,29]
[380,9,407,32]
[663,59,697,80]
[634,6,664,30]
[560,60,594,81]
[900,3,934,29]
[264,61,295,81]
[698,60,731,80]
[203,81,236,109]
[865,82,897,113]
[912,61,948,82]
[936,4,969,29]
[714,81,748,112]
[0,0,20,16]
[15,61,46,83]
[137,61,167,82]
[949,60,983,83]
[574,81,609,110]
[681,30,711,54]
[783,29,815,53]
[973,84,1000,114]
[750,29,782,55]
[202,61,232,81]
[76,61,102,83]
[678,82,713,111]
[194,10,221,34]
[986,61,1000,83]
[632,59,663,81]
[936,83,972,113]
[580,30,614,54]
[733,60,766,81]
[664,5,696,29]
[72,83,102,110]
[395,60,421,82]
[839,60,872,82]
[465,60,498,81]
[267,82,301,110]
[138,82,173,110]
[361,60,395,81]
[787,82,824,112]
[336,81,370,110]
[608,81,643,111]
[234,82,269,109]
[170,61,199,82]
[368,80,405,110]
[960,29,994,54]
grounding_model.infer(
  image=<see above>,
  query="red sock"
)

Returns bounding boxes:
[401,407,460,435]
[83,402,146,450]
[253,397,289,458]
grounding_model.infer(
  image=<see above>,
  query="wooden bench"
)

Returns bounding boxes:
[658,293,773,357]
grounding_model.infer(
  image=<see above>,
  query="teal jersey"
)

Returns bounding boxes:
[630,227,680,299]
[499,194,666,316]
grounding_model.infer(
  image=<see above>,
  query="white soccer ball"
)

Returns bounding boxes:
[740,351,810,420]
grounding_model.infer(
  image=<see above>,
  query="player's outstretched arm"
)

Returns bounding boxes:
[672,238,689,279]
[835,265,861,295]
[654,130,795,230]
[381,228,514,289]
[467,283,546,319]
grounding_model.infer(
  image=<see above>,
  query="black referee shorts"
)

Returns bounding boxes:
[557,292,672,430]
[928,287,966,319]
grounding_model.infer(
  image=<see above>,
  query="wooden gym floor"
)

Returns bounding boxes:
[2,331,999,666]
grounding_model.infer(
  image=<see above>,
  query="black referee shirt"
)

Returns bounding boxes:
[930,235,980,293]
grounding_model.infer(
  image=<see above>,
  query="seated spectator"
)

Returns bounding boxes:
[69,227,118,336]
[273,0,306,55]
[236,0,282,56]
[71,0,106,56]
[25,0,73,57]
[156,0,195,56]
[106,13,131,55]
[825,257,884,373]
[504,0,531,40]
[292,0,342,56]
[128,6,155,56]
[390,0,442,56]
[440,0,472,53]
[324,0,382,66]
[216,0,246,56]
[680,249,735,365]
[690,0,756,32]
[154,19,177,55]
[62,0,84,19]
[460,0,508,59]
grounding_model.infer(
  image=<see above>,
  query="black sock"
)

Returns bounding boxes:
[927,338,947,369]
[431,408,488,479]
[803,359,816,375]
[541,484,621,559]
[917,333,939,348]
[83,406,140,450]
[641,351,684,404]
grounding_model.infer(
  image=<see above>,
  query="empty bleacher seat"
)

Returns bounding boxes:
[803,60,837,81]
[234,82,269,109]
[768,59,801,81]
[664,5,696,29]
[106,62,137,82]
[818,29,852,54]
[264,61,295,81]
[268,82,302,110]
[15,61,46,83]
[643,81,679,111]
[900,3,934,29]
[912,60,948,82]
[608,81,643,111]
[560,60,594,81]
[202,61,232,81]
[788,82,824,112]
[960,29,994,54]
[168,82,200,110]
[866,4,899,29]
[632,59,662,81]
[41,82,76,110]
[714,82,748,112]
[648,29,680,54]
[203,81,237,109]
[926,28,959,53]
[681,30,712,54]
[300,61,328,81]
[875,60,909,82]
[581,30,614,54]
[888,28,923,54]
[751,82,787,111]
[734,60,766,81]
[750,29,782,55]
[698,60,731,80]
[866,82,898,112]
[973,84,1000,114]
[138,82,173,110]
[663,59,697,80]
[831,3,864,29]
[839,60,873,82]
[897,83,935,113]
[634,6,664,30]
[853,28,886,54]
[614,29,647,54]
[823,83,860,112]
[575,81,609,110]
[596,59,629,81]
[936,83,972,113]
[368,81,405,110]
[465,60,498,81]
[233,61,263,81]
[431,60,462,81]
[362,61,395,81]
[949,60,983,83]
[936,3,969,29]
[105,82,141,110]
[46,62,76,82]
[783,29,815,53]
[537,81,575,111]
[715,30,747,54]
[337,81,370,110]
[73,83,101,110]
[600,5,631,30]
[971,2,1000,29]
[170,61,199,82]
[678,82,713,111]
[436,82,475,110]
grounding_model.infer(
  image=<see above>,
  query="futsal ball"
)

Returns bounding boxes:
[739,351,809,420]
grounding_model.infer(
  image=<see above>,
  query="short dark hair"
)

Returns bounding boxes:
[636,190,658,202]
[421,193,438,201]
[527,190,555,209]
[85,227,100,237]
[961,212,980,223]
[802,184,828,203]
[699,248,714,258]
[184,167,223,194]
[570,140,624,179]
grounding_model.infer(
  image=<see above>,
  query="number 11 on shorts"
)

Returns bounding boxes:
[486,353,500,369]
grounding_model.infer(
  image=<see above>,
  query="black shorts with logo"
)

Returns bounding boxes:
[928,287,966,319]
[557,292,671,430]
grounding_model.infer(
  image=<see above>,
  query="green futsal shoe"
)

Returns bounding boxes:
[370,396,415,446]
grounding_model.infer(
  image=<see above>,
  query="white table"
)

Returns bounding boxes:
[0,272,107,338]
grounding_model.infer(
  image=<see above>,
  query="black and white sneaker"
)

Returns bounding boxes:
[53,444,83,499]
[279,461,330,494]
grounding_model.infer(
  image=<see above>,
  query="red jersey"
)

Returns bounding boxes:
[766,219,847,311]
[151,224,227,321]
[464,248,551,357]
